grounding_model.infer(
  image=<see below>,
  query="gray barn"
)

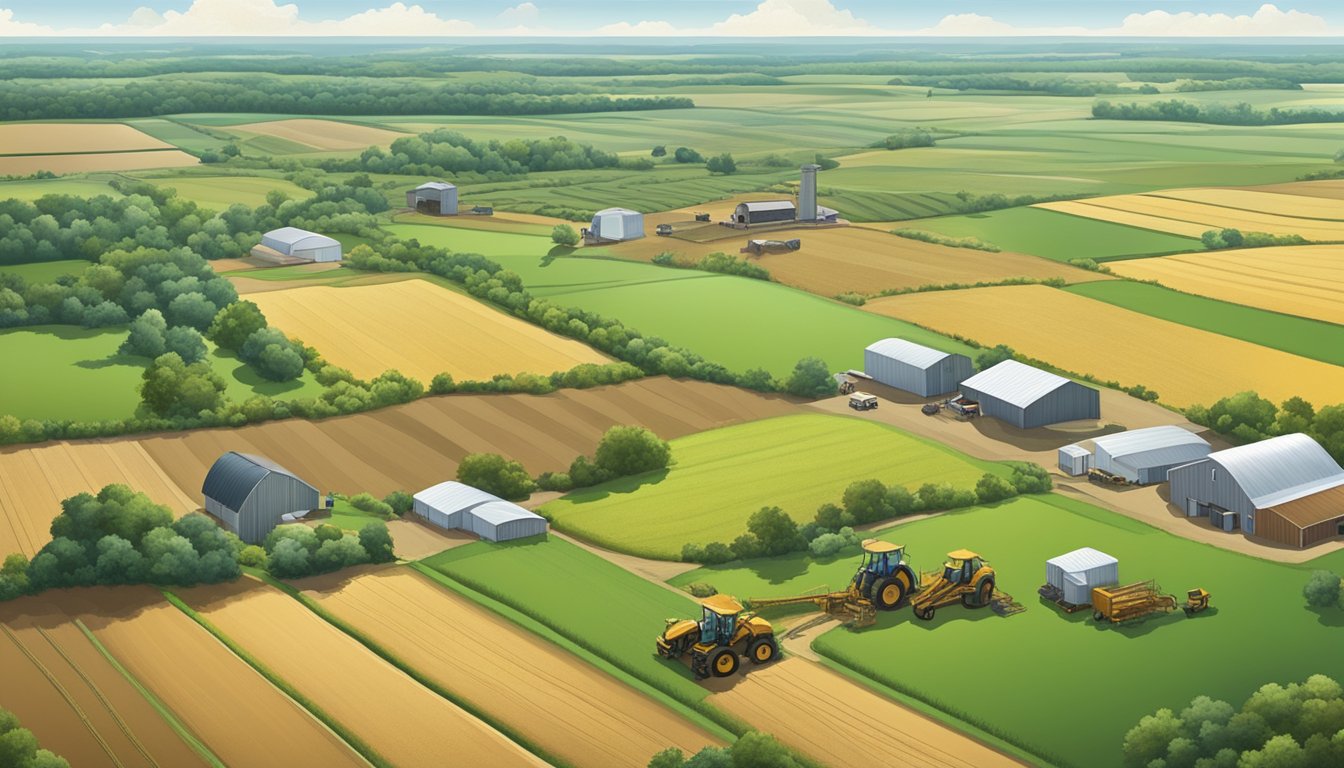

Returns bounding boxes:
[1168,433,1344,545]
[202,452,319,544]
[256,227,342,263]
[412,481,548,542]
[957,360,1100,430]
[407,181,458,215]
[733,200,796,225]
[1093,426,1211,485]
[863,338,973,397]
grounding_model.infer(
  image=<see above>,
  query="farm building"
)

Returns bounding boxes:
[1169,433,1344,548]
[1045,548,1119,606]
[1092,426,1211,485]
[1058,444,1092,476]
[586,208,644,242]
[412,481,548,542]
[956,360,1100,429]
[254,227,342,263]
[202,452,319,544]
[406,181,458,215]
[799,163,820,220]
[863,338,973,398]
[733,200,796,225]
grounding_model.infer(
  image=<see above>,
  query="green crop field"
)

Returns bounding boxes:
[0,177,121,202]
[0,259,92,283]
[124,118,230,154]
[1065,281,1344,366]
[421,537,712,707]
[898,208,1202,262]
[673,494,1344,768]
[543,413,1006,559]
[0,325,325,421]
[140,174,311,210]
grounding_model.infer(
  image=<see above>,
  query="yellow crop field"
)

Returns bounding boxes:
[248,278,609,382]
[231,118,407,151]
[1155,188,1344,220]
[1037,193,1344,241]
[1255,180,1344,201]
[0,150,198,176]
[1108,245,1344,325]
[0,123,172,154]
[864,284,1344,408]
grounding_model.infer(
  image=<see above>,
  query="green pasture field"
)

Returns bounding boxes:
[0,259,91,283]
[1064,281,1344,366]
[319,499,382,532]
[899,208,1201,262]
[0,324,326,421]
[421,537,714,710]
[391,211,555,237]
[0,177,120,202]
[674,494,1344,768]
[139,174,311,210]
[123,118,229,154]
[542,413,1007,560]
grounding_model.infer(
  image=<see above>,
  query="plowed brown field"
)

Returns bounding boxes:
[248,279,611,382]
[0,151,198,175]
[230,119,407,151]
[0,593,207,768]
[710,659,1021,768]
[179,579,545,768]
[308,567,723,767]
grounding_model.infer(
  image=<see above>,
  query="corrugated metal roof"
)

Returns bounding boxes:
[1059,444,1091,458]
[739,200,795,212]
[1209,433,1344,508]
[594,207,640,216]
[958,360,1073,409]
[1266,484,1344,528]
[469,500,544,526]
[416,181,455,190]
[413,481,498,515]
[1095,426,1212,472]
[261,227,340,249]
[201,452,309,512]
[865,337,951,371]
[1046,547,1117,573]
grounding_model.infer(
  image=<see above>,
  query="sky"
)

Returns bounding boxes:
[0,0,1341,37]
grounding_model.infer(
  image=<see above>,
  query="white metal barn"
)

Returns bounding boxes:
[257,227,342,262]
[1045,547,1119,605]
[957,360,1100,429]
[1058,444,1092,476]
[589,208,645,241]
[406,181,458,215]
[1093,426,1211,485]
[863,338,973,397]
[412,481,548,542]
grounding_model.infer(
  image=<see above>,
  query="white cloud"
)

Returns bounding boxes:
[499,2,539,24]
[596,19,677,36]
[919,13,1089,36]
[308,2,473,34]
[708,0,876,36]
[0,7,53,34]
[1116,3,1328,36]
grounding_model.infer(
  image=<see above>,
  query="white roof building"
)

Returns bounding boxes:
[957,360,1100,429]
[258,227,342,262]
[1092,426,1212,485]
[862,338,972,398]
[411,481,548,542]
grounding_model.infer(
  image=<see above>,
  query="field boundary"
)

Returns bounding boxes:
[161,589,388,768]
[74,619,226,768]
[251,568,578,768]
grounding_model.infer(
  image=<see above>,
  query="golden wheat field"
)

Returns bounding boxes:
[0,150,198,175]
[230,118,407,151]
[1107,244,1344,325]
[864,285,1344,408]
[1036,193,1344,240]
[0,123,172,154]
[1254,180,1344,201]
[248,278,610,382]
[1153,188,1344,220]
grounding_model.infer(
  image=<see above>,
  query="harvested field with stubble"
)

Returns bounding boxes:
[709,659,1022,768]
[1037,192,1344,241]
[1106,244,1344,325]
[0,441,197,558]
[1153,187,1344,219]
[179,579,546,768]
[229,118,407,151]
[308,567,724,767]
[0,122,172,154]
[0,593,209,768]
[74,587,367,768]
[0,150,198,175]
[864,284,1344,408]
[248,279,610,382]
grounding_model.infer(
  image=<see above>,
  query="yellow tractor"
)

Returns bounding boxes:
[747,539,918,627]
[910,549,998,621]
[655,594,778,679]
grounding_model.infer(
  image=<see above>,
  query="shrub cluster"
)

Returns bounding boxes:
[1187,392,1344,463]
[429,362,644,397]
[342,130,621,179]
[890,228,1000,252]
[468,425,673,495]
[262,521,395,579]
[650,731,803,768]
[1201,228,1308,250]
[877,128,937,149]
[1095,99,1344,126]
[1123,675,1344,768]
[651,251,770,280]
[0,707,69,768]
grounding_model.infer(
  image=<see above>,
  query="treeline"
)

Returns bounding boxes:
[1123,674,1344,768]
[457,425,672,499]
[878,128,936,149]
[1201,228,1307,250]
[259,522,394,579]
[0,76,693,120]
[0,708,68,768]
[891,74,1129,96]
[1174,77,1302,92]
[331,130,620,178]
[1187,391,1344,463]
[681,465,1052,564]
[1093,99,1344,126]
[652,251,770,280]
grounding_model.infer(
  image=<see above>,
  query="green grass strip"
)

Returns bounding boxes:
[160,589,389,768]
[74,619,226,768]
[247,568,576,768]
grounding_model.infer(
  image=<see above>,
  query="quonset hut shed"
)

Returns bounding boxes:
[1092,426,1211,485]
[863,338,973,398]
[406,181,458,215]
[1168,433,1344,547]
[1045,548,1119,606]
[733,201,796,225]
[957,360,1100,429]
[256,227,342,263]
[588,208,644,241]
[412,481,548,542]
[202,452,319,544]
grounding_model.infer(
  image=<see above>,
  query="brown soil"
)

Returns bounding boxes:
[0,123,172,154]
[0,151,198,175]
[709,658,1023,768]
[307,567,723,767]
[385,517,477,560]
[178,579,546,767]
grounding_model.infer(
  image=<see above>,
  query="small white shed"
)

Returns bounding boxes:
[1045,547,1119,605]
[589,208,644,241]
[412,481,548,542]
[467,500,549,542]
[1058,444,1092,476]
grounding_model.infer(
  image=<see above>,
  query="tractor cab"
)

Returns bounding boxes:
[851,539,917,611]
[698,594,744,646]
[856,539,905,580]
[943,549,986,585]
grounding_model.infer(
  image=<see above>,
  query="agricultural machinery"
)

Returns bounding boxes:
[656,594,778,679]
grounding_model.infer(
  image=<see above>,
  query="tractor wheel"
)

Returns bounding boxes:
[709,647,740,678]
[871,577,905,610]
[748,637,778,665]
[964,578,995,608]
[1093,610,1106,622]
[913,605,935,621]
